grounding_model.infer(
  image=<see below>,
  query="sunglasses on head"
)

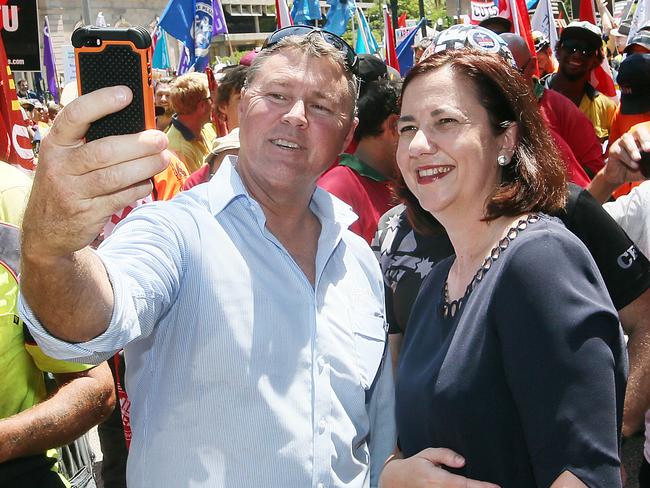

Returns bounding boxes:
[561,40,597,57]
[263,25,359,76]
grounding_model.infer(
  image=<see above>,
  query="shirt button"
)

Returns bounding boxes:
[318,417,327,433]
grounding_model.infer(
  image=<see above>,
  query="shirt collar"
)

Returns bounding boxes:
[584,82,598,100]
[338,153,388,182]
[170,115,196,141]
[208,156,358,228]
[546,74,599,101]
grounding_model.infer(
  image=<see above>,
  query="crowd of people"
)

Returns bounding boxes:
[2,13,650,488]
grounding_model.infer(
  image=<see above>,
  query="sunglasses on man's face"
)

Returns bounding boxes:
[263,25,359,76]
[560,40,597,57]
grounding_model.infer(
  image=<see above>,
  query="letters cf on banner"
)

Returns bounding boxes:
[0,0,40,72]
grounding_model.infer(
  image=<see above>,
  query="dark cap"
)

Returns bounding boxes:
[479,15,512,34]
[624,30,650,54]
[617,53,650,115]
[358,54,388,83]
[560,21,602,51]
[616,20,632,37]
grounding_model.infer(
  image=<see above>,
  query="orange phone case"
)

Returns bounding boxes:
[72,26,155,141]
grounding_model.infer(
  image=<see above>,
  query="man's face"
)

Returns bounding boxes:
[18,80,27,93]
[557,38,600,80]
[155,83,171,109]
[35,106,47,123]
[536,47,554,76]
[236,49,356,193]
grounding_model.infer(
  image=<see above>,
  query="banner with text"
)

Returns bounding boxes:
[471,0,499,24]
[0,0,40,71]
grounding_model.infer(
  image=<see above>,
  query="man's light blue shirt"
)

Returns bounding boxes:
[20,157,395,488]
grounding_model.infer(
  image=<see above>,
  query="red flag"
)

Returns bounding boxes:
[499,0,539,76]
[590,56,617,97]
[398,12,407,28]
[579,0,597,25]
[0,34,34,169]
[275,0,293,29]
[576,10,616,97]
[383,6,400,71]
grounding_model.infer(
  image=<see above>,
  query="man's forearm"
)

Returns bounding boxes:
[0,362,115,463]
[20,247,114,342]
[619,290,650,437]
[587,168,618,204]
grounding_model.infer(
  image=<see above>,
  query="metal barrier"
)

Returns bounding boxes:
[58,434,97,488]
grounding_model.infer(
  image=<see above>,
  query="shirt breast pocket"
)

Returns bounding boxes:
[351,311,388,391]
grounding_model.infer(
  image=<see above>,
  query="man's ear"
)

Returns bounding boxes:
[383,113,400,137]
[238,88,248,120]
[341,116,359,153]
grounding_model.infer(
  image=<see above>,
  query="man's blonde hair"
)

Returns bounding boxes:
[169,72,210,115]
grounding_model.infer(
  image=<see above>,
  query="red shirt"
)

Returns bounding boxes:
[182,164,211,191]
[318,154,394,244]
[539,88,605,179]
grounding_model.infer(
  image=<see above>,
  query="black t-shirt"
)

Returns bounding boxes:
[372,183,650,334]
[396,215,626,487]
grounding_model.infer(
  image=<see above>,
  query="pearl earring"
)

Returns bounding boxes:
[497,154,509,166]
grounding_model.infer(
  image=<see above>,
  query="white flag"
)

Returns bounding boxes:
[629,0,650,39]
[530,0,558,49]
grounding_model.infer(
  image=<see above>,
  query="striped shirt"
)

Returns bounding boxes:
[20,157,395,488]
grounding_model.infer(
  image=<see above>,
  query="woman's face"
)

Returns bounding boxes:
[397,65,510,220]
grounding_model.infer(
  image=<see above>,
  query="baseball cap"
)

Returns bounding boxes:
[532,31,550,51]
[478,15,512,34]
[210,128,240,155]
[560,21,602,51]
[624,30,650,54]
[18,98,35,110]
[239,49,259,66]
[617,20,632,36]
[358,54,388,83]
[421,25,517,68]
[617,53,650,114]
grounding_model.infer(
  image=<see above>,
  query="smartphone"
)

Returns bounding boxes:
[72,26,155,142]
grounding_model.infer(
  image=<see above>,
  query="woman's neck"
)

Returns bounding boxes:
[441,210,525,300]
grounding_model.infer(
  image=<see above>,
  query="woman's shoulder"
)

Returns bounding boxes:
[501,213,594,275]
[511,213,582,248]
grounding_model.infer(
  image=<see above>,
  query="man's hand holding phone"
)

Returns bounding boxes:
[21,86,169,260]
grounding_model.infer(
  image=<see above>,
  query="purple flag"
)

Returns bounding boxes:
[43,16,59,103]
[213,0,228,35]
[177,45,191,75]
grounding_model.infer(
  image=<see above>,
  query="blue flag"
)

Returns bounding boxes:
[193,0,216,71]
[160,0,226,72]
[396,18,425,76]
[159,0,195,58]
[152,25,171,69]
[526,0,540,9]
[291,0,322,25]
[323,0,355,36]
[354,7,379,54]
